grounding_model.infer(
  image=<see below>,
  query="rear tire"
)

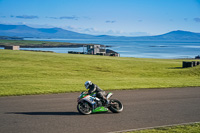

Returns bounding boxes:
[77,101,92,115]
[108,99,123,113]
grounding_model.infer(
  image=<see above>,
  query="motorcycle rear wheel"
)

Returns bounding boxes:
[108,99,123,113]
[77,102,92,115]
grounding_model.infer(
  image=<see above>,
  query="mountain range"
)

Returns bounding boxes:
[0,24,200,40]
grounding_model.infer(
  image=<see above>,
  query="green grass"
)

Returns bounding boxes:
[126,123,200,133]
[0,49,200,96]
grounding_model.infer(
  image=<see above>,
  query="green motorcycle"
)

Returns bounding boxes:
[77,91,123,115]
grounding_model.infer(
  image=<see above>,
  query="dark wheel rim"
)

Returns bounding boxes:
[79,102,91,114]
[111,100,122,110]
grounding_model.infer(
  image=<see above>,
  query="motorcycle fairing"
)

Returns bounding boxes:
[79,95,96,105]
[92,106,108,113]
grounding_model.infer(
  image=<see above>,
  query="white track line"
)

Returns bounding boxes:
[108,121,200,133]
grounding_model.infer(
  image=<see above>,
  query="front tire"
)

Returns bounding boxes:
[77,101,92,115]
[108,99,123,113]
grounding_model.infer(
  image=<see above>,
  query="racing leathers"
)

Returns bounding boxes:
[87,83,107,105]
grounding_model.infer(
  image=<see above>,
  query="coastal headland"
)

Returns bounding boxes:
[0,39,106,48]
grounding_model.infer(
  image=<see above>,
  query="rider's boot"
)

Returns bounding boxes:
[102,98,109,107]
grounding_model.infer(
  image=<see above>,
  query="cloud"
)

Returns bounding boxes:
[65,26,149,37]
[47,16,58,19]
[46,16,79,20]
[129,32,150,36]
[15,15,39,19]
[59,16,79,20]
[105,20,116,23]
[101,30,150,36]
[194,17,200,22]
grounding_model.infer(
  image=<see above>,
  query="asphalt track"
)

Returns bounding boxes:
[0,87,200,133]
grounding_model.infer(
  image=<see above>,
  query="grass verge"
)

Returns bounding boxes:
[125,122,200,133]
[0,50,200,96]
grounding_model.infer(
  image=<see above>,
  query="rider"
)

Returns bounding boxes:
[84,81,108,106]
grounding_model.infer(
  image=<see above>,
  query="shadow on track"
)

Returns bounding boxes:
[6,112,80,116]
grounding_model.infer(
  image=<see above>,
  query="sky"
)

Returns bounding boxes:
[0,0,200,36]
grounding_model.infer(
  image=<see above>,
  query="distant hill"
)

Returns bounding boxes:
[0,24,200,40]
[95,30,200,41]
[117,30,200,41]
[150,30,200,40]
[0,24,94,39]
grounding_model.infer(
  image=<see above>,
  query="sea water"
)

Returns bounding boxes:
[1,38,200,59]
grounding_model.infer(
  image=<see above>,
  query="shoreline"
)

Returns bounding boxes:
[0,39,108,48]
[1,39,199,59]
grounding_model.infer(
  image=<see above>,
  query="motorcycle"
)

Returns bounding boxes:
[77,91,123,115]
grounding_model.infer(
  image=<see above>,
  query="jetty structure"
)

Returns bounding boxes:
[68,44,120,57]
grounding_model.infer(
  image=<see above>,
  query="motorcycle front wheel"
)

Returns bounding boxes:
[77,101,92,115]
[108,99,123,113]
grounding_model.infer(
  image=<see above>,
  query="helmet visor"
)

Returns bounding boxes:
[85,84,90,89]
